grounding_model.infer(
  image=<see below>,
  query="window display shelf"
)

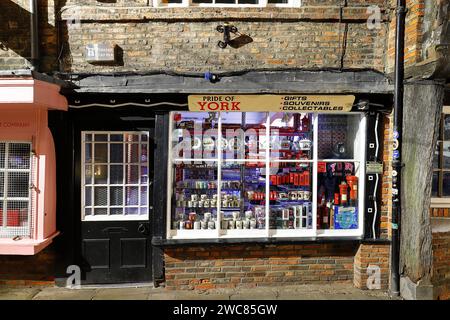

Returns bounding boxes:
[168,112,365,239]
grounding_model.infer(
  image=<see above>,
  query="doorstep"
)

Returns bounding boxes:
[0,231,59,255]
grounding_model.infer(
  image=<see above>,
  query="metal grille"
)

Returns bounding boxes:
[82,132,150,220]
[0,142,33,239]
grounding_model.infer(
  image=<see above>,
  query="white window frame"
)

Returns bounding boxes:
[0,141,33,239]
[152,0,301,8]
[431,105,450,207]
[81,131,150,222]
[167,112,366,240]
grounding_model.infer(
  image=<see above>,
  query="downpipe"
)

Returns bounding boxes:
[30,0,39,71]
[390,0,406,297]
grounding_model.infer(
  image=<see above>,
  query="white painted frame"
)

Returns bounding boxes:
[0,141,33,238]
[167,112,366,239]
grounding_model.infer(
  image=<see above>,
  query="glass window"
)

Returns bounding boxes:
[168,112,365,239]
[82,132,150,221]
[432,112,450,198]
[0,142,32,238]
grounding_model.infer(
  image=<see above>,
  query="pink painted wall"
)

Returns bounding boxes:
[0,78,67,255]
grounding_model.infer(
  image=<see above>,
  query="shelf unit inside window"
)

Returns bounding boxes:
[167,112,366,239]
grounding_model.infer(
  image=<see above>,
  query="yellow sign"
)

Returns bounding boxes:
[188,95,355,113]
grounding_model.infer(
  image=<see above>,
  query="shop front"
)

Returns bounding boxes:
[57,88,392,288]
[0,75,67,255]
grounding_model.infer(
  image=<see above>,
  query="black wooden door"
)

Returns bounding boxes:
[74,109,155,284]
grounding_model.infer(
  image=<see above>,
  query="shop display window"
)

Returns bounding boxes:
[0,142,32,238]
[168,112,366,239]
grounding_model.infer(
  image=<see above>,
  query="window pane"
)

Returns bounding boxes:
[94,187,108,206]
[0,172,3,197]
[125,143,139,163]
[126,186,139,206]
[172,162,218,230]
[216,0,236,3]
[431,172,439,197]
[443,172,450,197]
[433,142,441,169]
[5,201,28,227]
[444,115,450,140]
[94,144,108,163]
[85,165,93,184]
[94,134,108,142]
[268,0,288,3]
[110,144,123,163]
[85,186,92,206]
[110,186,123,206]
[94,165,108,184]
[221,112,267,161]
[172,112,218,160]
[110,165,123,184]
[0,143,5,168]
[220,164,266,231]
[238,0,258,3]
[161,0,183,3]
[110,208,123,215]
[317,162,360,230]
[269,162,312,230]
[443,142,450,169]
[7,172,29,198]
[110,134,123,142]
[318,114,360,160]
[192,0,213,2]
[270,113,313,160]
[8,143,31,169]
[85,143,92,163]
[125,165,139,184]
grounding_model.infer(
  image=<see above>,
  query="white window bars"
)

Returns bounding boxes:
[0,142,33,239]
[81,132,150,221]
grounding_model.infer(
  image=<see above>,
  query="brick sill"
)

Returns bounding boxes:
[152,236,391,247]
[60,6,389,22]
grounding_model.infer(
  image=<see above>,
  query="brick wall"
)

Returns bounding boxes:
[0,0,58,71]
[0,245,56,286]
[432,231,450,300]
[354,244,390,290]
[57,3,389,73]
[164,243,358,290]
[430,208,450,218]
[381,114,393,239]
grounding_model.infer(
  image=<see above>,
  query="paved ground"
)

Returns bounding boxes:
[0,283,396,300]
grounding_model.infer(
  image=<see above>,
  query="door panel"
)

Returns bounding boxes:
[78,125,154,284]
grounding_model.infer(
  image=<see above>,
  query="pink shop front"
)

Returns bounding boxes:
[0,76,67,255]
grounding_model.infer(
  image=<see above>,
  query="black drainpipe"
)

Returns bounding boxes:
[30,0,39,71]
[391,0,406,297]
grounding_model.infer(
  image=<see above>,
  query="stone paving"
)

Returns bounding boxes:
[0,283,396,300]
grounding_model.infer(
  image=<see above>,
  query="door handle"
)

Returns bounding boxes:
[102,227,128,234]
[138,223,150,235]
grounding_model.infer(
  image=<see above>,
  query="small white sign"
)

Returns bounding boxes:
[85,43,116,62]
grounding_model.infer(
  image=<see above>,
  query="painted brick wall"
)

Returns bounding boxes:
[432,231,450,300]
[354,244,390,290]
[164,244,358,290]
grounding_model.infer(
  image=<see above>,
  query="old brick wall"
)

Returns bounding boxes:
[164,244,357,290]
[0,245,56,286]
[354,244,390,290]
[57,2,389,73]
[432,231,450,300]
[0,0,58,71]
